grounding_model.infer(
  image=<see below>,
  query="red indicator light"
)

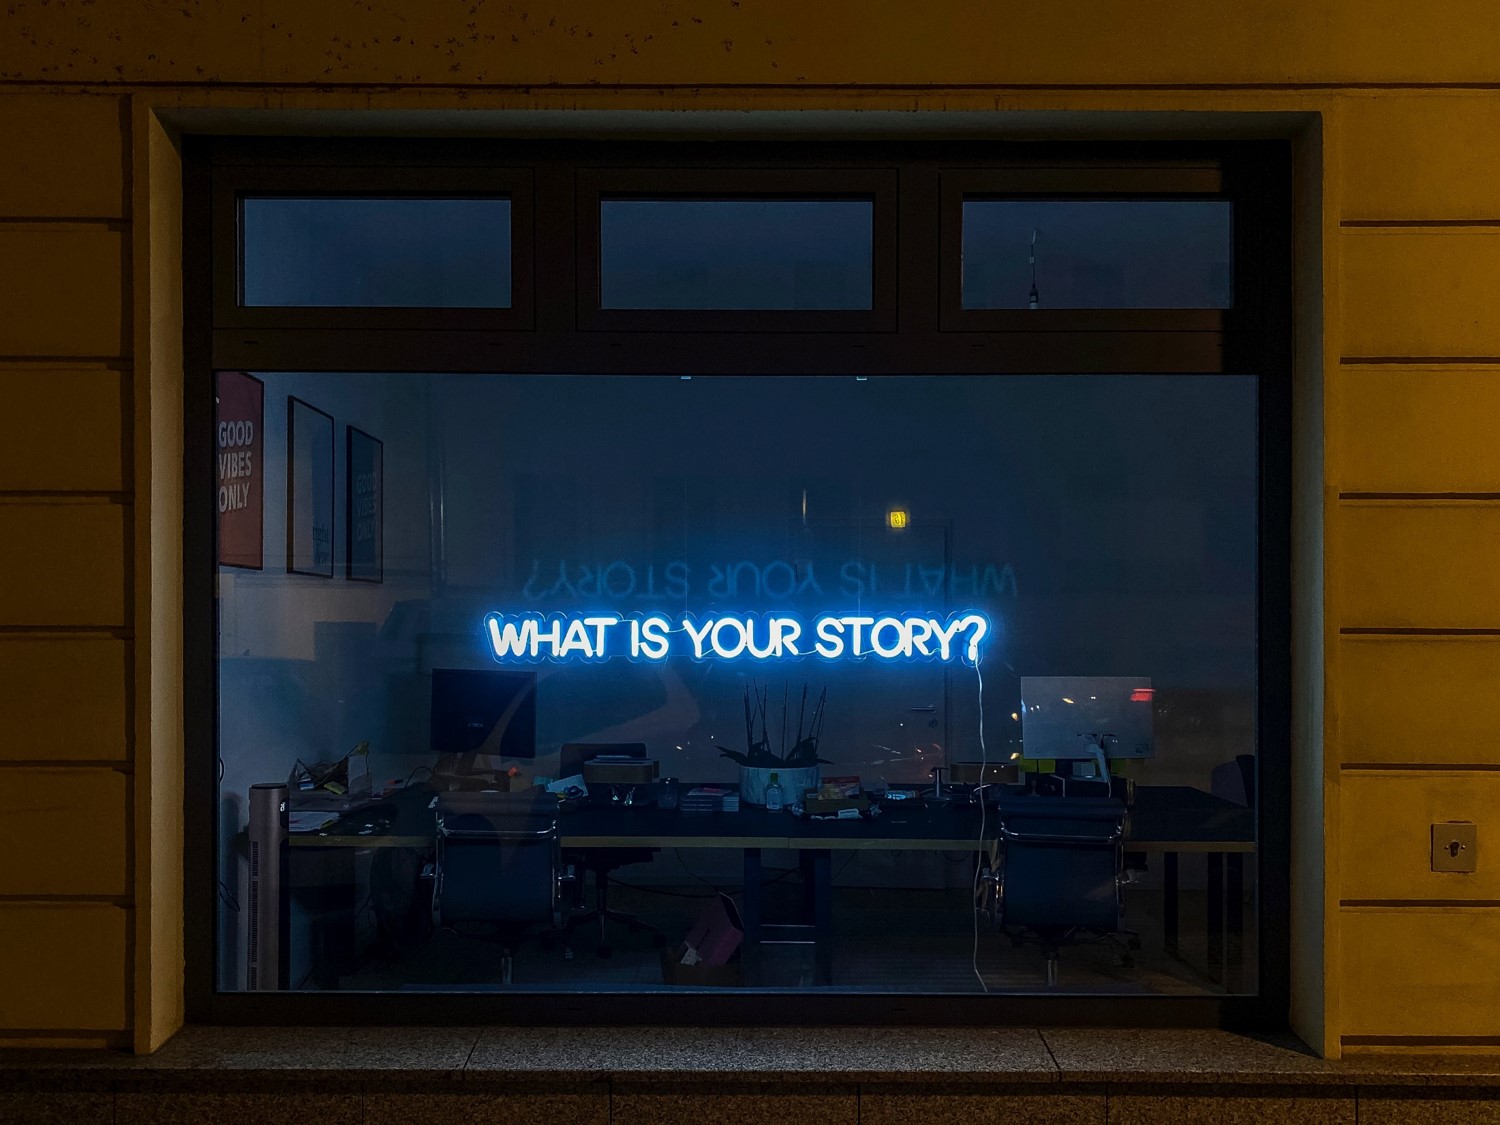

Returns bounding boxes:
[1130,688,1154,703]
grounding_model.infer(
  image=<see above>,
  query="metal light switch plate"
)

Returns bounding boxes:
[1432,822,1478,873]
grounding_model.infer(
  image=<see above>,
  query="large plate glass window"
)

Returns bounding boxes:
[210,368,1260,1000]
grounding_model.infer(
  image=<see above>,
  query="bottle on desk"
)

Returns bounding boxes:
[764,772,784,812]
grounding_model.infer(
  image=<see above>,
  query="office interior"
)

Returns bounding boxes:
[216,367,1260,996]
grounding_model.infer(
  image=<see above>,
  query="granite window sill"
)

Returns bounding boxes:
[3,1026,1500,1089]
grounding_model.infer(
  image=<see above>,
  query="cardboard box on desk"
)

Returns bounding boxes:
[661,893,744,987]
[800,775,867,816]
[802,792,871,817]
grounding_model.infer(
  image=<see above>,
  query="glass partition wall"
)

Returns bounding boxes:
[187,140,1291,1024]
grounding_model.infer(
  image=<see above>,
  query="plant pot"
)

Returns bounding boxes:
[740,765,820,808]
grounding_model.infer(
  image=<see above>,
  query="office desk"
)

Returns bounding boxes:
[1121,786,1255,988]
[291,798,997,986]
[287,785,1253,988]
[291,801,994,852]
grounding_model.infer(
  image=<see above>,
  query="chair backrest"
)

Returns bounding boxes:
[559,741,647,778]
[435,791,560,927]
[1000,797,1125,934]
[1210,753,1257,808]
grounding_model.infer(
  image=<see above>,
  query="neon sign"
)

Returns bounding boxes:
[483,611,993,665]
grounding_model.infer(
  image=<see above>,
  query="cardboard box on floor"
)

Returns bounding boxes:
[661,893,744,986]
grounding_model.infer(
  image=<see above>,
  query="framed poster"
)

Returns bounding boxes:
[346,426,383,583]
[286,397,334,577]
[215,371,264,569]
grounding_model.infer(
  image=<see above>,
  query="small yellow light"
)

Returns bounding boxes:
[887,508,909,529]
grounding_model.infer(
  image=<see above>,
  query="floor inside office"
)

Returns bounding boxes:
[335,884,1254,996]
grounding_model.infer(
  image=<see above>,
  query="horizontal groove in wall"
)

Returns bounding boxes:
[0,895,133,907]
[1342,224,1500,235]
[1340,627,1500,636]
[1342,762,1500,772]
[1336,362,1500,373]
[1345,1035,1500,1048]
[1342,356,1500,365]
[1342,219,1500,228]
[0,218,129,232]
[0,492,132,504]
[0,358,129,371]
[13,77,1500,90]
[0,760,132,772]
[1339,493,1500,502]
[0,626,133,639]
[1343,900,1500,909]
[0,1029,129,1045]
[0,355,131,366]
[1341,902,1500,913]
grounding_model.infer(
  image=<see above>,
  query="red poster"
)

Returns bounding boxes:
[216,371,264,569]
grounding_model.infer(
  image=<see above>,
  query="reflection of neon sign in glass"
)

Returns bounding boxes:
[483,611,993,665]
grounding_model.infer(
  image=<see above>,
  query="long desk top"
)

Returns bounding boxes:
[288,784,1255,853]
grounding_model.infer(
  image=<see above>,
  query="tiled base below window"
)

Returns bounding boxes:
[6,1028,1500,1125]
[10,1081,1500,1125]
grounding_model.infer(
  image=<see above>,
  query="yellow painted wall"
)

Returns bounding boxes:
[1,0,1497,1055]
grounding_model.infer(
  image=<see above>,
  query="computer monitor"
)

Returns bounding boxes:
[429,668,537,761]
[1019,676,1155,760]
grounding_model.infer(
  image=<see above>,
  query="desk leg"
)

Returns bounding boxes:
[1163,851,1179,958]
[799,849,816,922]
[1226,852,1245,992]
[1206,852,1225,984]
[742,848,763,985]
[809,849,833,986]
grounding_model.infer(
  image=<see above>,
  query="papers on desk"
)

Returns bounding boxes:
[288,810,340,834]
[546,773,588,797]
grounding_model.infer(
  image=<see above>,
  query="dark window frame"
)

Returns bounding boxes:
[183,136,1293,1033]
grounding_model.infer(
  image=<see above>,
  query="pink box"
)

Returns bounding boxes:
[678,893,744,967]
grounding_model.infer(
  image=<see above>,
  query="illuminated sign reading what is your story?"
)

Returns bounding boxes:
[483,611,993,665]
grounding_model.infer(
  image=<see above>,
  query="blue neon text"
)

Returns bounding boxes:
[483,611,992,665]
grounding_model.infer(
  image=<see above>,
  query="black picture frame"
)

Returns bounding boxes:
[345,425,383,583]
[286,396,335,578]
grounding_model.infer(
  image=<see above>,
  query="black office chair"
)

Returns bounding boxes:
[558,742,663,956]
[429,790,576,984]
[983,795,1138,986]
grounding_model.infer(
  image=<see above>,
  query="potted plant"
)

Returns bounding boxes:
[717,684,830,807]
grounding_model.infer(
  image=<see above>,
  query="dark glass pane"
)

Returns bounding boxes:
[216,370,1258,999]
[600,200,873,309]
[242,197,511,308]
[962,200,1233,309]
